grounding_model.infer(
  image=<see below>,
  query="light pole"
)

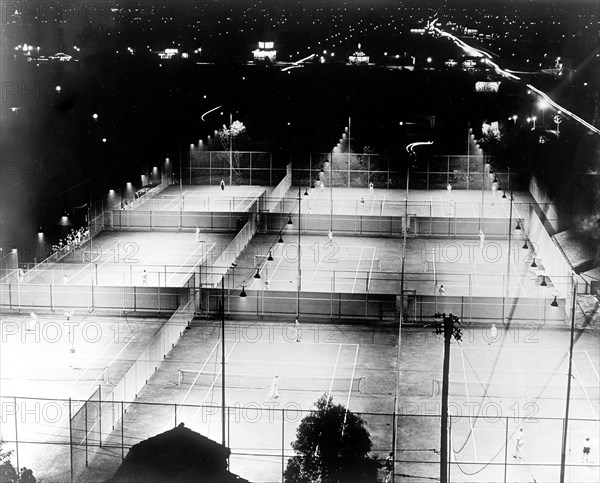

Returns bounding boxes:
[229,113,233,186]
[297,184,303,317]
[559,274,578,483]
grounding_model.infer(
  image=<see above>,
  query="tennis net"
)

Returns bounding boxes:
[178,370,364,393]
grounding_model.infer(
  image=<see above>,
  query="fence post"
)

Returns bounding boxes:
[503,416,509,483]
[121,401,125,461]
[99,385,102,447]
[69,398,73,483]
[85,401,88,467]
[281,407,285,482]
[13,396,19,472]
[174,403,177,428]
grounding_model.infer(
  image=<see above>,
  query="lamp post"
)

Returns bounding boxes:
[559,274,578,483]
[229,113,233,186]
[220,277,226,451]
[297,184,302,317]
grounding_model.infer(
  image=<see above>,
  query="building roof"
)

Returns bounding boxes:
[105,424,250,483]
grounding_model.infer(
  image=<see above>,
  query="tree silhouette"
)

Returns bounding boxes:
[0,438,36,483]
[284,394,380,483]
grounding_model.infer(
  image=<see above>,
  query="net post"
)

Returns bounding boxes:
[174,403,177,428]
[178,369,184,386]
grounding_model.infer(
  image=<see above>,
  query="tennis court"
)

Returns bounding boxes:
[0,309,171,481]
[23,231,234,287]
[397,324,600,482]
[223,233,558,298]
[80,319,398,482]
[279,187,535,218]
[229,234,386,294]
[134,185,266,212]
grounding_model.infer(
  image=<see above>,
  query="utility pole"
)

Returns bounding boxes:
[433,312,462,483]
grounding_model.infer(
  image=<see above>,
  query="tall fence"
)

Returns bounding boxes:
[0,283,185,313]
[106,210,250,232]
[290,153,527,190]
[206,216,258,287]
[186,150,285,186]
[266,162,292,212]
[529,174,560,231]
[1,397,596,483]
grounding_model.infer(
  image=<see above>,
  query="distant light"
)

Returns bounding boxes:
[93,113,98,120]
[127,182,132,186]
[11,248,18,254]
[538,99,549,110]
[102,138,107,142]
[109,189,115,195]
[399,121,404,126]
[583,82,588,86]
[512,115,518,121]
[55,86,61,92]
[426,57,432,63]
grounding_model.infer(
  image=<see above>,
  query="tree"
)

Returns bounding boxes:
[215,119,247,184]
[0,438,36,483]
[284,394,380,483]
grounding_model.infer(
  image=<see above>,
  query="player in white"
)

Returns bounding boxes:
[195,226,200,242]
[268,375,280,399]
[142,270,148,285]
[487,323,498,345]
[295,319,301,342]
[369,182,374,195]
[328,230,333,242]
[513,428,524,460]
[28,312,37,332]
[438,285,445,296]
[479,229,485,249]
[446,183,452,197]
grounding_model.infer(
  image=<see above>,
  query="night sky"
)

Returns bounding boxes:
[1,1,598,260]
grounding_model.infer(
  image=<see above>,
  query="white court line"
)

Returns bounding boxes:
[368,196,376,216]
[584,351,600,382]
[327,344,342,399]
[68,240,125,284]
[166,242,215,286]
[368,247,377,291]
[312,248,324,282]
[438,195,446,216]
[459,346,479,462]
[381,195,386,216]
[570,357,599,420]
[160,190,187,211]
[345,344,359,411]
[200,342,237,404]
[472,262,480,287]
[352,246,364,294]
[179,340,221,407]
[471,202,478,217]
[510,259,527,297]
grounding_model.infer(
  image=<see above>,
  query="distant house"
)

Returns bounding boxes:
[348,43,369,65]
[252,41,276,62]
[105,423,250,483]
